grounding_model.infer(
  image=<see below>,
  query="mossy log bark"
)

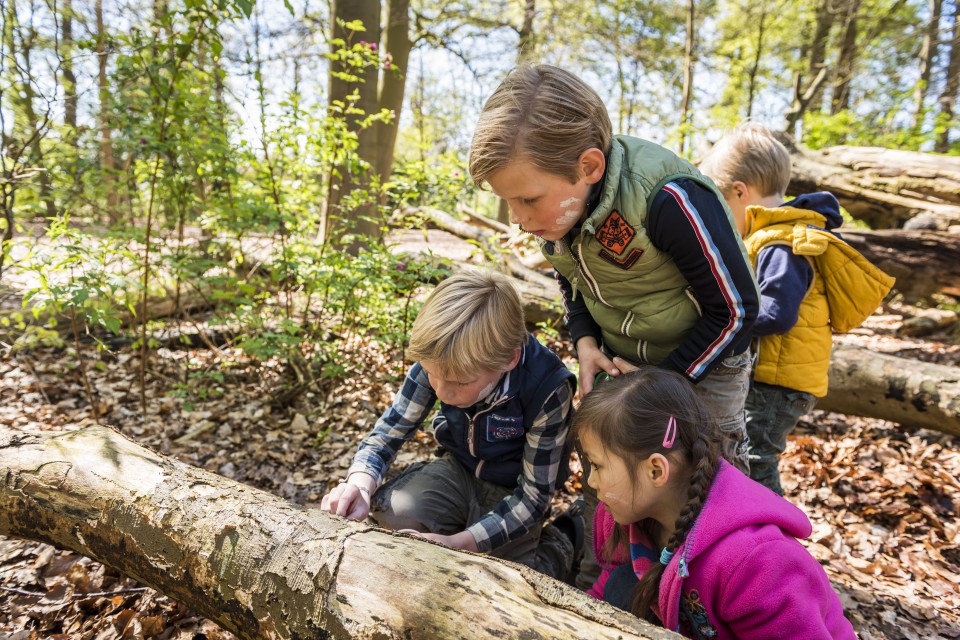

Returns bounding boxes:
[0,425,678,640]
[817,345,960,436]
[786,144,960,229]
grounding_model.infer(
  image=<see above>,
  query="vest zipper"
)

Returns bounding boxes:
[469,396,510,473]
[575,239,611,307]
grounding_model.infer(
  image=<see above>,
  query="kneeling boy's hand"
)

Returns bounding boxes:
[320,474,375,521]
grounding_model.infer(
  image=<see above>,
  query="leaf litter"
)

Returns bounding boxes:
[0,309,958,639]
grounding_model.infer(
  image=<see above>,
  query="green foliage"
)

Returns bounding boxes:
[389,153,473,211]
[20,215,134,342]
[802,109,930,150]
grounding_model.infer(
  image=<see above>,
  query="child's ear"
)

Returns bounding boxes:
[647,453,671,488]
[578,148,606,184]
[731,180,749,202]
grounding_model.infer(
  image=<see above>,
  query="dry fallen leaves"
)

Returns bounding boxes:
[1,311,958,639]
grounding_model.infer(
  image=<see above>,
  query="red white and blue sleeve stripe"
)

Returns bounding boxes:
[649,179,759,382]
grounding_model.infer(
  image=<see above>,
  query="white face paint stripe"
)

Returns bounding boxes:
[555,197,582,226]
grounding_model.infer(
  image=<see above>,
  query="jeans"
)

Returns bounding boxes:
[744,382,817,495]
[693,349,753,474]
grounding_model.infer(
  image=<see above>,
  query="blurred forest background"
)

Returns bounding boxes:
[3,0,960,377]
[2,0,960,638]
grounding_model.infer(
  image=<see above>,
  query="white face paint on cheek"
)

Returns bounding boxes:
[555,197,582,227]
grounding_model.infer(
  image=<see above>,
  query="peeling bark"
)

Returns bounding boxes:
[0,426,677,640]
[817,345,960,436]
[786,143,960,229]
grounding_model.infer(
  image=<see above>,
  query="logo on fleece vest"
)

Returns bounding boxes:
[596,210,644,269]
[486,414,524,441]
[680,590,718,640]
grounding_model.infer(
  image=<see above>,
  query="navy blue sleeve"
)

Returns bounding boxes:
[753,245,814,336]
[555,269,602,347]
[647,179,759,382]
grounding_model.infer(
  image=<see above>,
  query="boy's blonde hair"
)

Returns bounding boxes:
[469,64,612,188]
[698,122,791,198]
[407,270,527,379]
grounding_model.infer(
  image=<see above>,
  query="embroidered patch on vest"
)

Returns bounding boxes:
[598,247,644,270]
[595,210,635,255]
[486,414,524,441]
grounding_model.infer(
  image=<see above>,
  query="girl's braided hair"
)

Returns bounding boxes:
[572,366,723,619]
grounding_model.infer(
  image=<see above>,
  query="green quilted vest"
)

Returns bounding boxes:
[542,135,750,365]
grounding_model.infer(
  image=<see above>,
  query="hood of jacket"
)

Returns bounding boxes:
[746,191,842,236]
[659,460,813,630]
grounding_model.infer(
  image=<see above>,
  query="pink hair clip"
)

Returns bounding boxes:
[662,415,677,449]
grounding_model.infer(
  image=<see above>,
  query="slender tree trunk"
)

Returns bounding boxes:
[744,0,768,121]
[914,0,943,131]
[96,0,118,221]
[786,0,833,131]
[324,0,382,247]
[11,0,56,219]
[937,1,960,152]
[830,0,860,117]
[375,0,412,182]
[61,0,77,147]
[678,0,695,157]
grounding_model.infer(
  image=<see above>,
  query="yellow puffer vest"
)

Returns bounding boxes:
[744,206,895,396]
[542,135,751,365]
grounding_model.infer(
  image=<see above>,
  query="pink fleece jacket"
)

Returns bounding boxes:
[589,460,856,639]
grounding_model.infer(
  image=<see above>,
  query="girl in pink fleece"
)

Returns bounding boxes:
[577,367,856,639]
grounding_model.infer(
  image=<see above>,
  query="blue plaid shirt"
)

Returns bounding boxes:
[348,363,574,552]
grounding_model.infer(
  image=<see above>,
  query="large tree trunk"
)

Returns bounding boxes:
[324,0,382,246]
[817,345,960,436]
[375,0,412,183]
[785,142,960,229]
[839,229,960,302]
[0,426,676,640]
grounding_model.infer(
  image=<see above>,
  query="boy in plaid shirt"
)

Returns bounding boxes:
[322,269,578,578]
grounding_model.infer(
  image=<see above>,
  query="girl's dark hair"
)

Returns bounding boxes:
[572,366,723,619]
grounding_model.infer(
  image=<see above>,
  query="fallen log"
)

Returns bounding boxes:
[0,425,675,640]
[838,229,960,303]
[786,143,960,229]
[817,345,960,436]
[391,206,563,324]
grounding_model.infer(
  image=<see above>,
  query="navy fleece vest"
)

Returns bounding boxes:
[433,335,576,488]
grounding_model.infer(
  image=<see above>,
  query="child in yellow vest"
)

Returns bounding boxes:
[699,123,894,494]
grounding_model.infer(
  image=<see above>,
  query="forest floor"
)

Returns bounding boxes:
[0,227,958,639]
[1,309,958,640]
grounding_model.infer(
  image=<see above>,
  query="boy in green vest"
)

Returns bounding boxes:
[470,64,760,589]
[699,123,894,494]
